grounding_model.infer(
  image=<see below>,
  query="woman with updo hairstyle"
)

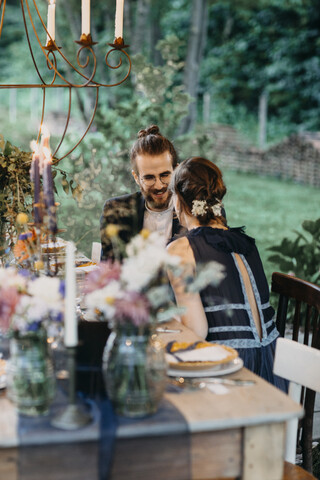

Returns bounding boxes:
[167,157,286,390]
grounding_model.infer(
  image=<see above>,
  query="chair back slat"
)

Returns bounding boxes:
[304,306,312,345]
[276,294,289,336]
[311,311,320,349]
[274,338,320,391]
[293,304,301,341]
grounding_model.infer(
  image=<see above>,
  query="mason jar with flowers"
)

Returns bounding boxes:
[84,229,182,418]
[83,228,225,418]
[0,267,64,416]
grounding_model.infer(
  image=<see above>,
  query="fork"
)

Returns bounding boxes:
[171,376,255,388]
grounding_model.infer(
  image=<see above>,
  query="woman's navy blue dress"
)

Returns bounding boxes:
[186,226,287,391]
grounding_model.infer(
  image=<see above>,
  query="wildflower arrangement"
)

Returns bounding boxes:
[84,229,180,327]
[12,213,42,269]
[0,266,64,337]
[84,228,225,327]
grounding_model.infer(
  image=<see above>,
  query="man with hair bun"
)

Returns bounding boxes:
[100,125,183,260]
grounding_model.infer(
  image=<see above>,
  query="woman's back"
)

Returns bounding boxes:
[186,226,278,348]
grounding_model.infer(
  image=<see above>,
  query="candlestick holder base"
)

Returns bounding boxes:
[109,37,129,50]
[44,40,61,52]
[51,346,92,430]
[51,403,92,430]
[75,33,97,47]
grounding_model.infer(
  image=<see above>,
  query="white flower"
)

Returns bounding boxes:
[188,261,226,293]
[191,200,208,216]
[122,231,181,291]
[28,276,62,309]
[211,202,223,216]
[14,295,50,323]
[0,267,27,290]
[84,280,122,319]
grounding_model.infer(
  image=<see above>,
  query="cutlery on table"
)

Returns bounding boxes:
[156,327,182,333]
[170,376,255,389]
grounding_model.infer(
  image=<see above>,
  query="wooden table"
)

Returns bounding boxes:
[0,319,303,480]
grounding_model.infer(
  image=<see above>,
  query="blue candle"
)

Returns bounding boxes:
[30,151,42,224]
[43,150,57,234]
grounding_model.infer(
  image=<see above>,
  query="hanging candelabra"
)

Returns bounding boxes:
[0,0,131,161]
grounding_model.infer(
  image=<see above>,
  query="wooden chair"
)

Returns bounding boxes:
[271,272,320,473]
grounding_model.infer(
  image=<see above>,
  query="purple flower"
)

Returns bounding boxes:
[59,280,65,298]
[18,269,31,278]
[84,260,121,294]
[19,232,32,240]
[27,320,41,332]
[114,291,151,327]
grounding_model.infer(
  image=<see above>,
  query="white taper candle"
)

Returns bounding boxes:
[115,0,124,39]
[81,0,90,35]
[46,0,56,44]
[64,241,78,347]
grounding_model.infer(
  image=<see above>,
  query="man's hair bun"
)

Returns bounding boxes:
[138,125,160,138]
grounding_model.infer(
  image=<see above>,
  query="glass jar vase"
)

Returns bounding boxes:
[102,323,167,418]
[7,328,56,416]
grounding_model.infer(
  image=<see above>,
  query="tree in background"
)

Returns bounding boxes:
[202,0,320,143]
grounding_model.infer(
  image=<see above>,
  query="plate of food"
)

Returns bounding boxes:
[165,340,239,372]
[168,357,244,378]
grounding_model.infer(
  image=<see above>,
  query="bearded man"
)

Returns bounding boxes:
[100,125,183,260]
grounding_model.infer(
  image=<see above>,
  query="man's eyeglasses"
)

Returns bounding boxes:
[139,172,172,187]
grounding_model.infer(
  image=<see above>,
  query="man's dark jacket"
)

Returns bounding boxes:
[100,192,182,261]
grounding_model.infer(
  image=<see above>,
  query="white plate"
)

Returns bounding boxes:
[167,357,243,378]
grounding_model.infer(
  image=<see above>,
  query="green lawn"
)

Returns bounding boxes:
[222,170,320,284]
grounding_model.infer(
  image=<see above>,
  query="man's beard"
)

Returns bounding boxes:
[141,185,172,211]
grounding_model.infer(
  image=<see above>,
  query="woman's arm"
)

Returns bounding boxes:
[167,238,208,339]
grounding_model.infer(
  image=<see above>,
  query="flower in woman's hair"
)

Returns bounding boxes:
[191,200,208,217]
[83,260,121,293]
[114,291,150,327]
[211,201,223,217]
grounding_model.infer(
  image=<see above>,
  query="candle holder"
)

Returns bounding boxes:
[75,33,97,47]
[109,37,129,50]
[0,1,131,164]
[43,39,60,52]
[51,346,92,430]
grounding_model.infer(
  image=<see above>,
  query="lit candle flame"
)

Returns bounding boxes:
[42,146,52,163]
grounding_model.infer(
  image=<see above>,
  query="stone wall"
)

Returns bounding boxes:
[211,125,320,187]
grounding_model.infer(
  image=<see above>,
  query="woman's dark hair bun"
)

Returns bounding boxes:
[138,125,160,138]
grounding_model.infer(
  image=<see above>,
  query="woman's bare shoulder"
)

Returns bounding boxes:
[167,236,194,264]
[167,236,189,253]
